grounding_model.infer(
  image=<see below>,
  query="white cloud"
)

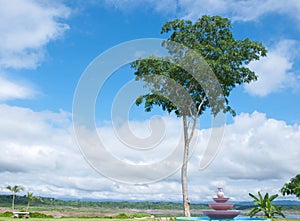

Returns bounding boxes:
[178,0,300,21]
[0,0,70,101]
[0,0,70,69]
[104,0,300,22]
[204,111,299,179]
[188,111,300,201]
[245,39,299,96]
[0,75,37,100]
[0,105,299,201]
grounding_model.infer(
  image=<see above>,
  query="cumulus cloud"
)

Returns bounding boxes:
[205,112,299,179]
[0,0,70,69]
[188,111,300,201]
[245,39,299,96]
[0,104,93,197]
[178,0,300,21]
[104,0,300,22]
[0,75,37,100]
[0,0,70,101]
[0,105,299,201]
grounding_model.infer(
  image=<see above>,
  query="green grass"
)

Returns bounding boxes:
[0,217,298,221]
[0,219,151,221]
[257,219,300,221]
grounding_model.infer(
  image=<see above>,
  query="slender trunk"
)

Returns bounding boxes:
[181,114,191,217]
[12,193,15,211]
[26,200,30,212]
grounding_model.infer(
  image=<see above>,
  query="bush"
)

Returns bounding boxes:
[131,212,150,218]
[0,211,12,217]
[62,215,101,219]
[29,211,54,218]
[115,213,130,219]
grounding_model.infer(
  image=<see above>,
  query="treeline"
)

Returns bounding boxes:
[0,195,299,212]
[0,195,208,210]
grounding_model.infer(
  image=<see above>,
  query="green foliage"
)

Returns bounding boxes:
[132,15,267,118]
[6,185,24,211]
[0,195,209,210]
[26,191,42,211]
[6,185,24,194]
[281,174,300,199]
[29,211,54,218]
[131,212,151,218]
[248,191,285,218]
[115,213,130,219]
[0,211,12,217]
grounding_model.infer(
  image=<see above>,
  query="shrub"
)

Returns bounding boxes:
[131,212,150,218]
[29,211,54,218]
[115,213,130,219]
[0,211,12,217]
[248,191,285,218]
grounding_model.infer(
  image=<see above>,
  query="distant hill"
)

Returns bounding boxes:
[233,200,300,206]
[0,194,299,211]
[272,200,300,206]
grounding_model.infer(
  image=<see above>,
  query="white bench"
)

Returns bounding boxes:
[12,211,30,218]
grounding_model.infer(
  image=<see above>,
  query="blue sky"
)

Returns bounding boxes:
[0,0,299,202]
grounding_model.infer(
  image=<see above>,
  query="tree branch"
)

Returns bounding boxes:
[187,97,206,143]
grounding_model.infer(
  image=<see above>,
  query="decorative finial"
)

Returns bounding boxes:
[217,187,224,198]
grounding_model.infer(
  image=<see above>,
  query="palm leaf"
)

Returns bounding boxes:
[258,192,265,207]
[249,193,260,204]
[248,207,262,217]
[269,193,278,202]
[249,191,285,218]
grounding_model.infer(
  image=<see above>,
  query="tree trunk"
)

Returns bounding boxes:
[12,194,15,211]
[26,201,30,212]
[182,114,191,217]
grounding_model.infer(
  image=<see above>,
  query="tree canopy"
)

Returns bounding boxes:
[132,15,267,117]
[281,174,300,199]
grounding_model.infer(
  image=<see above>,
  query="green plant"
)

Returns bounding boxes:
[281,174,300,199]
[248,191,285,218]
[5,185,24,211]
[0,211,12,217]
[115,213,130,219]
[29,211,54,218]
[131,213,151,218]
[26,192,42,211]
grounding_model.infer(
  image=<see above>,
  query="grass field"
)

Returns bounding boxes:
[0,219,147,221]
[0,219,299,221]
[0,219,130,221]
[0,219,158,221]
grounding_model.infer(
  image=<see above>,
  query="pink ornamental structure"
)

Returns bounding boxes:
[202,188,240,219]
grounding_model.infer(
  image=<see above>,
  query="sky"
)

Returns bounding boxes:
[0,0,299,203]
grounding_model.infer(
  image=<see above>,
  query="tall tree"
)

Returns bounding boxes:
[26,192,42,211]
[131,15,266,216]
[6,185,24,211]
[281,174,300,199]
